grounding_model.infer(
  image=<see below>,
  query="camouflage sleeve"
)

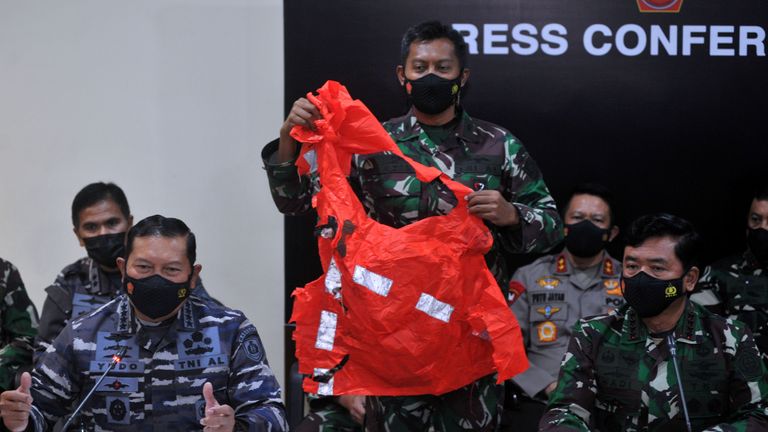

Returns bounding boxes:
[499,135,563,254]
[702,320,768,431]
[691,265,726,315]
[261,138,314,215]
[510,271,557,397]
[28,322,82,431]
[538,319,598,431]
[0,260,39,392]
[33,282,73,364]
[228,320,288,431]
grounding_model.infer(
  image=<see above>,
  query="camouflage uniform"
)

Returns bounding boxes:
[263,109,562,430]
[692,250,768,365]
[510,252,624,399]
[29,293,287,431]
[540,301,768,431]
[35,257,219,362]
[0,257,38,391]
[294,397,362,432]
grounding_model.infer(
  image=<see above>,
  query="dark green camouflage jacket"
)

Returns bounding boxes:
[0,258,38,391]
[262,109,563,295]
[692,251,768,365]
[540,301,768,431]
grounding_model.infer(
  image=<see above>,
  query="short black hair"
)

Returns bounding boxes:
[71,182,130,227]
[752,182,768,202]
[125,215,196,266]
[400,21,468,70]
[625,213,701,270]
[564,182,617,226]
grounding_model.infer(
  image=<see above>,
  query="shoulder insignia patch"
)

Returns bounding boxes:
[604,279,622,296]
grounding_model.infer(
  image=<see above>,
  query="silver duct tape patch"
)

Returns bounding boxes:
[315,310,338,351]
[325,258,342,300]
[314,368,334,396]
[415,293,454,323]
[352,265,392,297]
[303,149,318,173]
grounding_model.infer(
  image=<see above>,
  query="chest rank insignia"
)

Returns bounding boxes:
[603,259,615,276]
[536,305,561,320]
[536,277,561,290]
[604,279,622,296]
[665,284,678,298]
[556,256,568,274]
[537,321,558,343]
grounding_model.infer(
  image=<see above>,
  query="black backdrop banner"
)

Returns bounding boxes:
[282,0,768,324]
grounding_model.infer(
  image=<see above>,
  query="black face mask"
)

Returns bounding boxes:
[747,228,768,266]
[564,220,609,258]
[84,232,126,268]
[404,73,462,115]
[621,271,686,318]
[125,274,191,320]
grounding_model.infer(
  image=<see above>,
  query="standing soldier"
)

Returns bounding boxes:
[692,185,768,365]
[263,20,561,432]
[0,258,38,392]
[505,183,622,431]
[0,215,287,431]
[540,213,768,431]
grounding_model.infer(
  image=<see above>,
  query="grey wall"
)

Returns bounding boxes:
[0,0,286,386]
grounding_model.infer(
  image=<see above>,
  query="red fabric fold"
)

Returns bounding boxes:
[290,80,528,396]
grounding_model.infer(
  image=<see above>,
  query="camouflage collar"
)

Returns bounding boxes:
[386,108,485,146]
[116,295,199,334]
[742,250,766,272]
[621,300,699,345]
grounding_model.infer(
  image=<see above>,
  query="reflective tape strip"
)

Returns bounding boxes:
[303,149,318,173]
[415,293,454,323]
[325,258,342,299]
[352,265,392,297]
[314,368,334,396]
[315,311,337,351]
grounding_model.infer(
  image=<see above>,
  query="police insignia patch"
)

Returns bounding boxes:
[536,305,561,319]
[243,338,264,363]
[604,279,622,296]
[537,321,557,343]
[536,277,560,289]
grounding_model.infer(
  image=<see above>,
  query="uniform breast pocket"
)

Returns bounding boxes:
[89,372,143,427]
[453,156,504,191]
[357,155,423,227]
[528,302,569,347]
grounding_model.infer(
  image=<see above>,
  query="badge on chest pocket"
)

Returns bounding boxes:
[175,327,229,371]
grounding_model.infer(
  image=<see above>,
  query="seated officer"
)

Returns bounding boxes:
[0,258,38,392]
[692,185,768,364]
[540,213,768,431]
[35,182,216,361]
[0,215,287,431]
[505,183,622,431]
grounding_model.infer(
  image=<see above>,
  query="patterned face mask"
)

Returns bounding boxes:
[621,271,686,318]
[124,273,190,319]
[404,73,462,115]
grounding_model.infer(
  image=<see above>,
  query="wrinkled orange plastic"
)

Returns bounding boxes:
[290,81,528,396]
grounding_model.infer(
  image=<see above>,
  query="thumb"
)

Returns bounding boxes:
[18,372,31,394]
[202,382,219,410]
